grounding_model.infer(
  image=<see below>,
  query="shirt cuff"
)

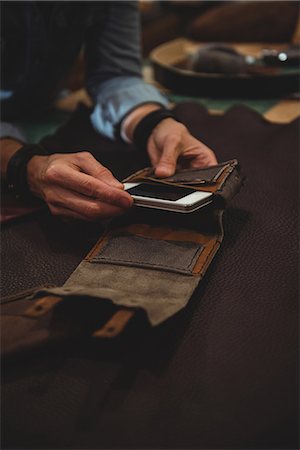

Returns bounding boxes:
[90,76,169,141]
[0,122,27,143]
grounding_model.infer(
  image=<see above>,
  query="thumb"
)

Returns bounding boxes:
[73,153,123,189]
[154,138,180,178]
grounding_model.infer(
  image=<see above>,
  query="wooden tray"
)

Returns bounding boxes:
[150,38,300,98]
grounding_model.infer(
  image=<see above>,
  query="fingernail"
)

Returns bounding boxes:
[155,167,173,178]
[111,180,123,188]
[121,196,133,208]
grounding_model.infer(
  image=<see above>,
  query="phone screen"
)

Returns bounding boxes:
[126,183,195,201]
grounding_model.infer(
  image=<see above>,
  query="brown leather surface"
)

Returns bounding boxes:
[0,184,44,223]
[1,104,299,449]
[188,1,299,43]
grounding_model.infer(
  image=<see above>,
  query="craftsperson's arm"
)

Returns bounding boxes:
[85,1,169,140]
[0,2,216,222]
[0,138,23,179]
[0,137,133,221]
[85,1,217,175]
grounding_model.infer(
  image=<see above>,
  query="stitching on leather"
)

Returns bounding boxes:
[192,235,222,275]
[90,236,203,274]
[85,231,110,261]
[215,162,238,194]
[192,210,224,275]
[92,246,202,271]
[92,256,200,273]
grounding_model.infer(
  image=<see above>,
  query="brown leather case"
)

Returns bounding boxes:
[1,103,297,449]
[4,160,242,349]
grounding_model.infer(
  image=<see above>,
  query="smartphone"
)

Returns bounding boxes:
[124,182,213,213]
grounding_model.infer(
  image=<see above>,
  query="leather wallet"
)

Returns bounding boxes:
[2,160,243,356]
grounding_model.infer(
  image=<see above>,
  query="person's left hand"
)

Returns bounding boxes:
[147,118,218,178]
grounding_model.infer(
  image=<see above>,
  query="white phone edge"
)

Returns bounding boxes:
[124,182,213,214]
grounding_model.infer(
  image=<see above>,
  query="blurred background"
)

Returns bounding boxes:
[139,0,299,54]
[61,1,299,118]
[18,0,299,142]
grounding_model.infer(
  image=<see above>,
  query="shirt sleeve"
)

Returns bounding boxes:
[85,1,169,140]
[0,121,26,142]
[90,76,169,141]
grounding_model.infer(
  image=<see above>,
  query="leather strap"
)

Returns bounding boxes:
[133,108,179,152]
[6,143,49,199]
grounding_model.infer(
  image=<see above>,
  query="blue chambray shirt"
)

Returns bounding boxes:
[0,1,168,142]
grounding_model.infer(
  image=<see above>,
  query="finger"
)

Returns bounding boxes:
[72,152,123,188]
[154,136,181,178]
[207,152,218,166]
[46,186,131,221]
[147,136,160,166]
[182,142,218,167]
[44,164,132,208]
[187,149,218,168]
[50,206,94,222]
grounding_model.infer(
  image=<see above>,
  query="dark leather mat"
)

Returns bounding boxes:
[1,103,299,449]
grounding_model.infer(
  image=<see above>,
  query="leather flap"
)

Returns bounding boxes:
[123,160,243,205]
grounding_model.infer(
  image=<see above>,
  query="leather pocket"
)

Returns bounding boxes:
[124,160,234,186]
[86,208,223,277]
[152,163,230,185]
[89,233,204,275]
[20,162,241,334]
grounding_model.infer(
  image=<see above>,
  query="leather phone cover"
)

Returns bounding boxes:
[28,161,242,321]
[2,160,243,356]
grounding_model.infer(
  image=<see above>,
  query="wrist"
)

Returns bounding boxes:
[121,104,162,143]
[0,138,24,178]
[27,155,48,198]
[6,143,49,199]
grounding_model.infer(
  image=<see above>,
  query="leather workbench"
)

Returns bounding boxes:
[1,103,298,449]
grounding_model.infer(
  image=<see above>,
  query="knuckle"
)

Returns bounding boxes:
[43,188,54,204]
[83,203,100,220]
[48,205,61,216]
[44,165,60,183]
[44,191,59,207]
[95,165,112,179]
[167,134,179,144]
[101,186,126,207]
[80,178,97,197]
[100,185,113,201]
[172,122,186,133]
[166,136,181,150]
[77,151,93,161]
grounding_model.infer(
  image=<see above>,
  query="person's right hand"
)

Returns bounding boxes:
[27,152,133,221]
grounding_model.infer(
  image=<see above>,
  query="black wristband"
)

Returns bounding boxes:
[6,143,49,199]
[133,108,179,152]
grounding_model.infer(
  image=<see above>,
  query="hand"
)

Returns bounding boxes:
[27,152,133,221]
[147,118,218,177]
[0,138,23,178]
